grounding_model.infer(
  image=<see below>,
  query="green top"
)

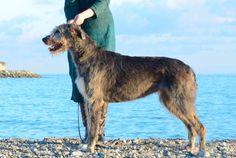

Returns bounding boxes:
[64,0,115,51]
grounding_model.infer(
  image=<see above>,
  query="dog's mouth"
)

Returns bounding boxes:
[48,43,63,52]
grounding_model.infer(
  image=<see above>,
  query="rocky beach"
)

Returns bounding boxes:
[0,138,235,158]
[0,70,40,78]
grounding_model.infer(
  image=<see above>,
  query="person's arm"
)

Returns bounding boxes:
[69,8,95,25]
[69,0,110,25]
[90,0,110,17]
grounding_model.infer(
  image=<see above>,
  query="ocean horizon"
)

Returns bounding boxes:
[0,74,235,141]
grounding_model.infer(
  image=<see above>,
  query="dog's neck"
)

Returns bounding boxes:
[69,36,101,64]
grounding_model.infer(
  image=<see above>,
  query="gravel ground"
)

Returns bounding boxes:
[0,138,235,158]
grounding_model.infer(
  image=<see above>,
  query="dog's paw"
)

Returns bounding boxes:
[89,146,95,153]
[185,144,195,153]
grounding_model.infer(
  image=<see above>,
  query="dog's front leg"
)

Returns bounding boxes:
[88,100,103,153]
[82,100,90,144]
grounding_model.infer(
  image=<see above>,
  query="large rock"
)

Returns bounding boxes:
[0,61,6,71]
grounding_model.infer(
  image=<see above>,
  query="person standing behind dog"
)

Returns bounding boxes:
[64,0,115,142]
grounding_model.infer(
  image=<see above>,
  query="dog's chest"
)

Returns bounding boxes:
[75,75,87,100]
[69,51,88,100]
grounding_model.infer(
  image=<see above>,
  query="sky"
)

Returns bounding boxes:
[0,0,236,74]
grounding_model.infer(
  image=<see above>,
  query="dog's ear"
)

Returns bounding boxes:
[77,26,86,40]
[70,24,86,40]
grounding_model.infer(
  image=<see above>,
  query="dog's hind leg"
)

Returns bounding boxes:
[186,123,197,151]
[159,90,197,152]
[185,111,206,155]
[159,85,206,155]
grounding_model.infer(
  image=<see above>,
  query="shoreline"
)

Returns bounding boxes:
[0,138,235,157]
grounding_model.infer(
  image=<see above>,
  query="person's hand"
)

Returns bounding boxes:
[73,14,85,25]
[67,9,94,25]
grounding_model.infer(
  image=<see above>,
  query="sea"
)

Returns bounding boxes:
[0,74,235,141]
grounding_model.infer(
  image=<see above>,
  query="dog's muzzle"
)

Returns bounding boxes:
[42,36,50,44]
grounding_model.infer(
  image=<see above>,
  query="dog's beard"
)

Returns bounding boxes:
[49,43,62,51]
[48,43,67,55]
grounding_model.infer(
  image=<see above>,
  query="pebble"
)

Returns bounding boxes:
[77,144,88,152]
[71,150,83,157]
[205,151,210,157]
[222,142,227,147]
[163,149,169,156]
[133,138,140,144]
[97,152,105,158]
[0,138,235,157]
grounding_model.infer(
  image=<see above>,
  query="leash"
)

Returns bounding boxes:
[77,104,86,144]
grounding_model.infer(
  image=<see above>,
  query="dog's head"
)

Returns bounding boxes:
[42,24,86,55]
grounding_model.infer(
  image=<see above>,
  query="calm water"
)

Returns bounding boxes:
[0,75,235,141]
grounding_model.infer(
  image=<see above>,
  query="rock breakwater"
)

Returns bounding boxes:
[0,70,40,78]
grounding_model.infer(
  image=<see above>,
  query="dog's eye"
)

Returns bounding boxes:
[55,30,60,34]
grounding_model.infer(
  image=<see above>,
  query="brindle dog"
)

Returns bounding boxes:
[42,24,206,155]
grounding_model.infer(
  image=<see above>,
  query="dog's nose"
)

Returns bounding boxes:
[42,36,49,44]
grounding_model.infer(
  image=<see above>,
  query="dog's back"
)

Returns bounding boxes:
[92,50,196,104]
